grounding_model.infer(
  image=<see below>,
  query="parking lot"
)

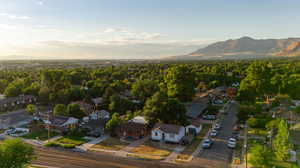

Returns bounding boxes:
[189,102,238,168]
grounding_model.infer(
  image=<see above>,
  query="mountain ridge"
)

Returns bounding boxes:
[168,37,300,60]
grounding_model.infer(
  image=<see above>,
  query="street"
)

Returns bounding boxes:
[188,102,238,168]
[0,109,32,129]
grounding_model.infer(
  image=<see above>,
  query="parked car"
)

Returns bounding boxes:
[202,139,213,149]
[203,115,216,120]
[214,123,222,130]
[210,129,218,137]
[227,138,237,148]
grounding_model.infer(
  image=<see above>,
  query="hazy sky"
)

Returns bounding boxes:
[0,0,300,59]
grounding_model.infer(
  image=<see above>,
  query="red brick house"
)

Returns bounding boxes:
[115,116,150,140]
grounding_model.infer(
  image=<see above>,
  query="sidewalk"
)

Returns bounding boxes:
[162,146,185,163]
[79,135,109,151]
[115,136,150,157]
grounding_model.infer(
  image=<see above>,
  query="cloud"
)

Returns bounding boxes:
[36,0,45,5]
[0,13,31,20]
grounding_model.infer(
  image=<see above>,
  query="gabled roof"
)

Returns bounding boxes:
[129,116,147,124]
[91,97,103,105]
[186,103,207,119]
[153,123,183,134]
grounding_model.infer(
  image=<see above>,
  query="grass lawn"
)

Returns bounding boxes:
[177,123,212,160]
[129,140,173,160]
[91,137,129,151]
[55,135,87,146]
[248,128,268,136]
[271,160,298,168]
[21,128,59,141]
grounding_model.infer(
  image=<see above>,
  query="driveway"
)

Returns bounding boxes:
[0,109,32,129]
[188,102,238,168]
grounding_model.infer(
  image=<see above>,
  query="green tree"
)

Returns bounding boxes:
[164,65,196,102]
[239,62,274,102]
[0,138,35,168]
[105,113,122,133]
[26,104,37,115]
[66,104,85,119]
[131,79,159,103]
[53,104,68,116]
[274,119,292,161]
[143,92,187,126]
[249,144,273,168]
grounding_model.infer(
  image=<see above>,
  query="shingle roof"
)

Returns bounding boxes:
[153,123,183,134]
[186,103,207,119]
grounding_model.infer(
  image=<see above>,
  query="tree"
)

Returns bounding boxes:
[274,119,292,161]
[108,94,134,115]
[164,65,196,102]
[249,144,273,168]
[105,113,122,133]
[26,104,37,115]
[66,104,85,119]
[0,138,35,168]
[53,104,68,116]
[131,79,159,103]
[143,92,187,126]
[239,62,274,102]
[4,79,24,97]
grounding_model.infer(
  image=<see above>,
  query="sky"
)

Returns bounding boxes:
[0,0,300,60]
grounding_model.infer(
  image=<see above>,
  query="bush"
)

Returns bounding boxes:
[61,144,76,149]
[44,141,60,147]
[44,141,76,149]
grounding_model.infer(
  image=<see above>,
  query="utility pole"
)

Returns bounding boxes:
[245,123,248,168]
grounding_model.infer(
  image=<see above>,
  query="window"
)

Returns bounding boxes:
[155,132,158,136]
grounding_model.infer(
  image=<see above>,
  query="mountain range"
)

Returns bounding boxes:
[168,37,300,60]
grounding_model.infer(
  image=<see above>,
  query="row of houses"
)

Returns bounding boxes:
[0,95,37,111]
[116,116,202,143]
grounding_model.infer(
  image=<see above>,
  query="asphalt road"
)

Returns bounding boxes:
[0,109,32,129]
[189,102,238,168]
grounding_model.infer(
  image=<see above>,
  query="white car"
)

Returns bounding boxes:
[214,124,221,130]
[227,138,237,148]
[210,129,218,137]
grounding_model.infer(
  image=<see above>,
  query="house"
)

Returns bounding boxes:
[43,116,78,133]
[186,103,207,119]
[0,95,37,111]
[82,119,107,137]
[115,116,149,140]
[151,123,185,143]
[91,97,103,107]
[185,120,202,135]
[88,110,110,120]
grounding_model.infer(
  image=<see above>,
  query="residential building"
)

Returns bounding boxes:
[151,123,185,143]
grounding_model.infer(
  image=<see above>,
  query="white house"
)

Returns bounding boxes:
[151,123,185,143]
[185,120,202,135]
